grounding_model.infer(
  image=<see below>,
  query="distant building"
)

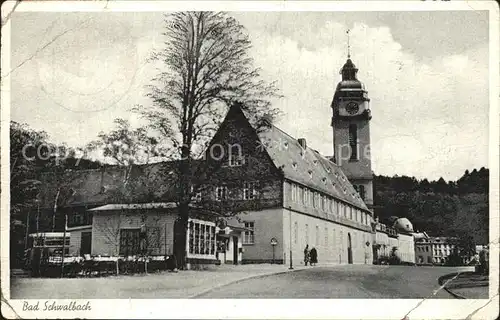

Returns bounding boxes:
[414,232,434,265]
[372,217,415,264]
[415,236,471,266]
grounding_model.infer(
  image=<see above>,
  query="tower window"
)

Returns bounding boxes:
[349,124,358,160]
[359,185,366,200]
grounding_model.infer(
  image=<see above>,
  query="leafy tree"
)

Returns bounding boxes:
[86,118,164,166]
[135,12,281,269]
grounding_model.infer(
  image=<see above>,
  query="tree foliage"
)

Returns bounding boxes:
[374,168,489,246]
[133,11,281,269]
[86,118,164,166]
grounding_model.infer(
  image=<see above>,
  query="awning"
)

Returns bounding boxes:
[216,224,252,237]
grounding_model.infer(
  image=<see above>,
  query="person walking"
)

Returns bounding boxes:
[304,245,310,266]
[310,247,318,266]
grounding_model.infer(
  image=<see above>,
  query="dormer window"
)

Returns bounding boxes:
[313,160,318,165]
[308,170,313,178]
[326,168,331,173]
[292,162,298,169]
[322,177,327,184]
[283,142,289,149]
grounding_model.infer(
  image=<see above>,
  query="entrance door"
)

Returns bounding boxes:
[347,233,353,264]
[232,236,238,265]
[80,232,92,255]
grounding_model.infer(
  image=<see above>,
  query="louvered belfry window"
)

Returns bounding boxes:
[349,124,358,160]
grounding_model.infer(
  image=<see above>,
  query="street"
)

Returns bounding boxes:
[195,265,473,298]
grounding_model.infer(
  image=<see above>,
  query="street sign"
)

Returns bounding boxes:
[270,238,278,246]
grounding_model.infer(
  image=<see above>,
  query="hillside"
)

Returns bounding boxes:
[373,168,489,245]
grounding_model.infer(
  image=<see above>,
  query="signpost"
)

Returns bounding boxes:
[270,237,278,264]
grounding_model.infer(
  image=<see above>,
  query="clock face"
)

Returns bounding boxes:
[346,102,360,115]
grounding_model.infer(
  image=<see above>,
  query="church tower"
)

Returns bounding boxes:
[331,38,374,212]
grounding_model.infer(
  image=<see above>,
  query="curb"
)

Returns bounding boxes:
[189,267,307,298]
[438,273,483,299]
[438,273,465,299]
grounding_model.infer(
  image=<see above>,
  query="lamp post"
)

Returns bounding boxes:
[288,207,293,270]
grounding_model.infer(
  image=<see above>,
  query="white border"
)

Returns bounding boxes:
[1,1,499,319]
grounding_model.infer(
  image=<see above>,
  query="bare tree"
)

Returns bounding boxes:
[134,12,281,269]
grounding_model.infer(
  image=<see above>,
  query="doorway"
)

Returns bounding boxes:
[347,233,353,264]
[232,236,238,265]
[80,231,92,255]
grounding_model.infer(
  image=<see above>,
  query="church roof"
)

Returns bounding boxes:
[254,118,369,212]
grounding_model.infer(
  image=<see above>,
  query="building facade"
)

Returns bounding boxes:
[197,100,374,265]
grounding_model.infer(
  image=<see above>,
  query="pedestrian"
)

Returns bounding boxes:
[310,247,318,266]
[304,244,310,266]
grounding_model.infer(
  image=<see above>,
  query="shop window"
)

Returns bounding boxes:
[188,221,216,255]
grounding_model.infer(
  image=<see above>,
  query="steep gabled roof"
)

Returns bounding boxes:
[256,124,368,211]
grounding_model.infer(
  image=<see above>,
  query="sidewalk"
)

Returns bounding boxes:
[438,271,489,299]
[10,263,310,299]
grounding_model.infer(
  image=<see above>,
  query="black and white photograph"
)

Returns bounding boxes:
[1,1,498,319]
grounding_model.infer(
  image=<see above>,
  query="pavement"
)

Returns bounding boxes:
[10,263,308,299]
[10,263,475,299]
[439,271,489,299]
[194,265,476,298]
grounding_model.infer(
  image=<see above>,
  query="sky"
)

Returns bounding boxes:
[9,10,489,181]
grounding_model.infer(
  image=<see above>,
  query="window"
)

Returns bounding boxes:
[215,186,228,201]
[336,201,340,216]
[243,222,255,244]
[315,226,320,246]
[426,246,429,252]
[190,186,202,202]
[312,192,317,208]
[325,227,328,247]
[349,207,353,220]
[305,224,309,245]
[243,181,258,200]
[321,195,326,211]
[188,221,216,255]
[302,188,307,205]
[291,184,297,202]
[120,229,141,256]
[229,154,245,167]
[294,222,298,244]
[359,185,366,200]
[349,124,358,160]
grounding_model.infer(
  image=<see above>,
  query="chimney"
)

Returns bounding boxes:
[297,138,307,149]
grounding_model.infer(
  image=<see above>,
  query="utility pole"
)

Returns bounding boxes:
[52,188,60,231]
[60,213,68,278]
